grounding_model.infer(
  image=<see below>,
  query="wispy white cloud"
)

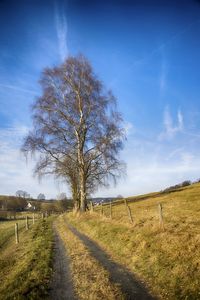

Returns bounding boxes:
[124,121,135,136]
[0,84,37,95]
[166,147,184,160]
[160,48,168,93]
[159,106,183,140]
[132,18,200,69]
[54,3,68,61]
[160,66,166,91]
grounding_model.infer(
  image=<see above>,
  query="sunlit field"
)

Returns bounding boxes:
[67,183,200,299]
[0,217,54,300]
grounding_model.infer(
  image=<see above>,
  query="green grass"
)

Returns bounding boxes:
[0,219,28,249]
[0,217,54,300]
[67,183,200,300]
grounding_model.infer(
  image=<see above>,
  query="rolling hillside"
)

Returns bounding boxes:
[67,183,200,299]
[0,183,199,299]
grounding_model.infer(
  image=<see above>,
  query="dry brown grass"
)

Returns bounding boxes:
[55,215,124,300]
[67,183,200,300]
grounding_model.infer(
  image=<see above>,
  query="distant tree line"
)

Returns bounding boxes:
[16,190,30,199]
[0,196,27,212]
[162,179,200,193]
[0,190,70,214]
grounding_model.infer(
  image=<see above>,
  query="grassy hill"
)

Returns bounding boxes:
[67,182,200,299]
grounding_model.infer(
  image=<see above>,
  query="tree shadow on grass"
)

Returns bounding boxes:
[68,224,156,300]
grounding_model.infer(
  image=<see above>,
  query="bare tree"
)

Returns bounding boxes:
[57,192,67,200]
[37,193,45,201]
[22,55,125,211]
[16,190,30,199]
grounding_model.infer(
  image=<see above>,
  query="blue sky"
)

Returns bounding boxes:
[1,0,200,198]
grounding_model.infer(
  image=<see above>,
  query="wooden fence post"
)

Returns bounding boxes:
[32,213,35,225]
[101,202,103,216]
[15,223,19,244]
[45,211,48,218]
[26,215,29,230]
[158,203,164,228]
[124,199,133,224]
[110,201,112,219]
[90,201,94,214]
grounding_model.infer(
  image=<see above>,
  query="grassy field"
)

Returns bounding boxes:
[0,217,54,300]
[0,219,25,249]
[0,183,199,299]
[67,183,200,300]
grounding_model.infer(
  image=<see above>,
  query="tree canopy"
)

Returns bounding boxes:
[22,55,125,211]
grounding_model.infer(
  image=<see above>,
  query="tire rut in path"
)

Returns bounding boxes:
[50,225,77,300]
[67,223,156,300]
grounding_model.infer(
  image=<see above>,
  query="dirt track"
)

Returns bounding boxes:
[50,220,155,300]
[50,226,77,300]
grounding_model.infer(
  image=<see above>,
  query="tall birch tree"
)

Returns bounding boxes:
[22,55,125,211]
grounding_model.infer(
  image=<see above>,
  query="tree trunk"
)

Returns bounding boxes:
[72,184,80,212]
[80,168,87,211]
[76,127,87,212]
